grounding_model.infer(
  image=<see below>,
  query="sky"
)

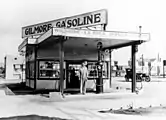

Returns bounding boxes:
[0,0,166,65]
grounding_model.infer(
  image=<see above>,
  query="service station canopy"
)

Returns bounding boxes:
[18,27,150,55]
[18,38,36,52]
[36,27,150,49]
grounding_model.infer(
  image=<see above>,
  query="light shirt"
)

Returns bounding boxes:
[80,66,88,80]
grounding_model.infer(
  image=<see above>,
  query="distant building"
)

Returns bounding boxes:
[128,57,163,76]
[4,55,25,80]
[0,62,4,68]
[110,60,128,77]
[0,62,4,77]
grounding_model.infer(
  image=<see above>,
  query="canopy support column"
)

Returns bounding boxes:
[59,37,64,95]
[34,45,37,90]
[109,49,113,87]
[131,45,137,93]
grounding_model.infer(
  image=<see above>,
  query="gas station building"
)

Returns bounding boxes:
[18,9,150,94]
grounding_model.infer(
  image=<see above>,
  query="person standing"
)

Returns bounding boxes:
[79,61,89,95]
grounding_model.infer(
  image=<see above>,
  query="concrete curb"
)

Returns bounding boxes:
[62,92,138,102]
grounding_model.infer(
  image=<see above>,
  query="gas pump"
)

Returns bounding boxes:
[96,42,103,93]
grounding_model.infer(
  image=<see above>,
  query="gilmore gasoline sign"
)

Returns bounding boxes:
[22,9,107,38]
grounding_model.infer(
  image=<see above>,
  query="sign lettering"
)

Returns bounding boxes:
[22,9,107,38]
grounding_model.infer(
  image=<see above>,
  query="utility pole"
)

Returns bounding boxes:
[142,54,144,73]
[139,26,144,73]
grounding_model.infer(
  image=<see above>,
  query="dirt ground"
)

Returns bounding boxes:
[0,77,166,120]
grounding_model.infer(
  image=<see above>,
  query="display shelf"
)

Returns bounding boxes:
[38,60,60,79]
[39,76,60,79]
[40,68,57,71]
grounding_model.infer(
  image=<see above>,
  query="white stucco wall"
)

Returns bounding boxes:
[5,55,25,80]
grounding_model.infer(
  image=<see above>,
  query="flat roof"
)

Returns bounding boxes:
[37,27,150,50]
[18,27,150,59]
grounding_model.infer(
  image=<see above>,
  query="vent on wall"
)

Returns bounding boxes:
[14,57,17,60]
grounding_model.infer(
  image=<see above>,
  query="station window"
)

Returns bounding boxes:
[39,61,60,78]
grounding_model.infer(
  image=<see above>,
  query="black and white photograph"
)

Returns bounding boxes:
[0,0,166,119]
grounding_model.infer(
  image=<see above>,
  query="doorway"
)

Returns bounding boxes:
[66,62,82,89]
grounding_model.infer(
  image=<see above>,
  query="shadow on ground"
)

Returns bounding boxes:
[64,88,96,95]
[3,82,134,103]
[0,115,71,120]
[4,82,96,95]
[4,83,55,95]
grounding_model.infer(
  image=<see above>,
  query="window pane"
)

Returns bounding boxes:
[39,61,60,78]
